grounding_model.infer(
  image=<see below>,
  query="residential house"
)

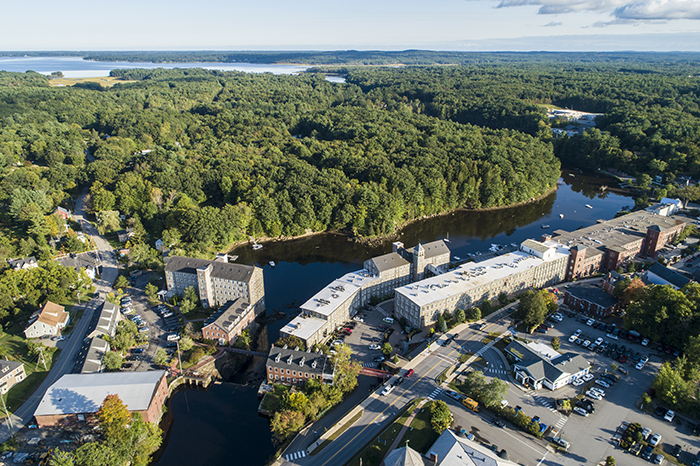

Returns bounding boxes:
[8,257,38,271]
[266,346,334,386]
[24,301,70,339]
[117,229,134,243]
[52,206,72,220]
[0,360,26,394]
[34,371,168,426]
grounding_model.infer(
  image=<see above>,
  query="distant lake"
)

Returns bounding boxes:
[0,56,308,78]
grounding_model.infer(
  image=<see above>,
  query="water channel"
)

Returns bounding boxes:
[158,169,634,465]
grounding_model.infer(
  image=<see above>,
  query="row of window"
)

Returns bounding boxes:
[269,367,316,379]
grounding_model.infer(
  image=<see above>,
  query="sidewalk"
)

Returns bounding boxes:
[383,399,429,460]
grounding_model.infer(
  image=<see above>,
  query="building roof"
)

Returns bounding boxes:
[565,285,618,309]
[521,239,550,254]
[79,338,110,374]
[426,429,518,466]
[35,371,166,417]
[396,240,569,308]
[165,256,257,283]
[30,301,69,328]
[506,340,589,385]
[383,445,432,466]
[417,240,450,259]
[204,298,251,333]
[85,302,119,339]
[8,256,38,269]
[300,270,378,318]
[647,263,691,289]
[0,360,23,377]
[549,210,688,255]
[267,346,333,378]
[368,252,410,274]
[280,315,327,342]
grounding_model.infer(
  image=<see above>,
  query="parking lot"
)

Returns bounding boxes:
[467,301,700,465]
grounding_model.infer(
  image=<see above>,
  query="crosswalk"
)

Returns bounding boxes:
[361,362,378,368]
[427,387,443,400]
[285,450,307,461]
[374,305,389,317]
[554,416,568,430]
[524,389,568,429]
[486,368,508,375]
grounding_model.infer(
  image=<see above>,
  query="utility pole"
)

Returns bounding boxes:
[0,393,14,439]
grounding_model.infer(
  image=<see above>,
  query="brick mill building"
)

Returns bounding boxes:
[266,346,334,386]
[202,298,256,345]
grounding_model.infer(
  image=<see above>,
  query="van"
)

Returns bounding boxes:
[462,397,479,412]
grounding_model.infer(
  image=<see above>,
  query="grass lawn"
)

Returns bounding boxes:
[493,338,511,351]
[400,405,439,454]
[481,332,500,345]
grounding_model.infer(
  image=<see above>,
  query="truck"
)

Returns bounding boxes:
[462,397,479,412]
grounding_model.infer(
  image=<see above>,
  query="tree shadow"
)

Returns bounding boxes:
[46,387,100,418]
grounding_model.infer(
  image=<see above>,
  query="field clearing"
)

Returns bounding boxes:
[49,76,135,87]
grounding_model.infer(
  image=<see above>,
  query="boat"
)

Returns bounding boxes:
[444,232,450,243]
[453,256,461,261]
[541,224,550,229]
[269,261,276,267]
[252,243,262,251]
[585,204,593,209]
[569,173,575,177]
[559,214,564,218]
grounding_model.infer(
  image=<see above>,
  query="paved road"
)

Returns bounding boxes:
[279,307,517,466]
[0,191,118,442]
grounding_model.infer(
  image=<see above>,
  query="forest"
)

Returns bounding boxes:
[0,57,699,266]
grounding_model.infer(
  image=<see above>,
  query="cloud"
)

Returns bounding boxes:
[496,0,700,21]
[543,21,563,26]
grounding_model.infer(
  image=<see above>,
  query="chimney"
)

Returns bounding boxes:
[428,451,438,463]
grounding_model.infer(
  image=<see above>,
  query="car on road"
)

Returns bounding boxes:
[595,379,611,389]
[664,410,675,422]
[446,391,461,401]
[381,385,395,396]
[382,317,394,324]
[479,323,488,330]
[492,419,505,428]
[369,344,381,350]
[635,361,645,370]
[373,356,386,363]
[51,336,66,341]
[405,369,414,377]
[650,433,662,446]
[573,407,589,417]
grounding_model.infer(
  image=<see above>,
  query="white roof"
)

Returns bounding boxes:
[300,270,378,317]
[35,371,165,417]
[281,315,327,341]
[396,241,569,308]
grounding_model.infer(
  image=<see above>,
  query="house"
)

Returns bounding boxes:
[563,285,620,317]
[84,302,120,340]
[24,301,70,339]
[118,248,130,257]
[34,371,168,426]
[266,346,334,386]
[645,262,691,290]
[117,229,134,243]
[8,256,38,271]
[505,340,590,391]
[383,428,518,466]
[78,338,111,374]
[52,206,72,220]
[201,298,255,345]
[0,360,26,394]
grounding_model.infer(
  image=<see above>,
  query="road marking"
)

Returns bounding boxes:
[536,450,549,466]
[286,450,307,461]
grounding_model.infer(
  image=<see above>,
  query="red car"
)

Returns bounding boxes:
[405,369,414,378]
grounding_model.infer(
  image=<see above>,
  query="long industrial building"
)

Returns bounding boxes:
[395,239,569,328]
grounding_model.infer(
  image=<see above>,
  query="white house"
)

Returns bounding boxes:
[24,302,70,339]
[505,340,590,391]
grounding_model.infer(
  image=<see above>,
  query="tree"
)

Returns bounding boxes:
[466,308,481,322]
[641,393,652,408]
[154,348,169,367]
[113,275,129,289]
[179,336,194,352]
[381,342,392,357]
[480,300,493,315]
[235,329,251,349]
[332,344,361,394]
[652,362,689,408]
[480,378,509,409]
[605,456,616,466]
[161,228,181,249]
[270,409,305,441]
[429,400,452,433]
[103,351,124,371]
[179,298,196,315]
[144,283,159,304]
[551,336,561,351]
[285,392,309,413]
[454,308,465,324]
[97,394,131,442]
[516,289,552,332]
[560,399,572,412]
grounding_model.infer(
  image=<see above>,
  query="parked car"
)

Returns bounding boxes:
[641,355,649,364]
[594,337,604,346]
[374,356,386,363]
[664,410,675,422]
[573,329,582,337]
[618,366,629,375]
[382,317,394,324]
[641,446,654,460]
[492,419,505,428]
[641,427,652,440]
[653,453,665,465]
[586,390,602,400]
[606,333,619,340]
[582,340,591,348]
[369,344,381,350]
[635,361,645,370]
[650,433,662,446]
[568,335,578,343]
[590,387,605,397]
[595,379,610,389]
[405,369,414,377]
[572,379,584,387]
[582,373,594,382]
[573,407,589,417]
[672,444,682,458]
[641,338,649,346]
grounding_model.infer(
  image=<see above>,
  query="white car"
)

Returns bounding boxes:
[635,362,645,370]
[573,407,589,417]
[650,433,662,446]
[641,427,652,440]
[573,329,582,337]
[664,410,675,422]
[586,390,602,400]
[582,340,591,348]
[594,337,604,346]
[572,379,584,387]
[332,340,344,347]
[641,355,649,364]
[383,317,394,324]
[641,338,650,346]
[606,333,619,340]
[586,319,594,326]
[590,387,605,397]
[595,379,610,389]
[568,335,578,343]
[369,344,381,350]
[166,334,181,342]
[381,385,395,396]
[583,373,594,382]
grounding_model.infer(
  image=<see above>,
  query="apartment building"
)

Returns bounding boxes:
[0,361,26,395]
[395,240,569,328]
[164,254,265,313]
[266,346,334,386]
[202,298,255,345]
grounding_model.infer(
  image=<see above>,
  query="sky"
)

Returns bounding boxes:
[2,0,700,51]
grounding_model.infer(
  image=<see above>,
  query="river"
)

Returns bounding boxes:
[157,169,633,466]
